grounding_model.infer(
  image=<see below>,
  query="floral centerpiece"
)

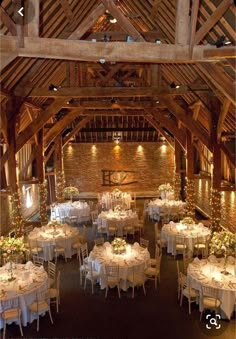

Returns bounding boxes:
[181,217,195,226]
[48,219,62,231]
[0,236,26,280]
[111,237,127,255]
[209,231,236,274]
[63,186,79,202]
[114,205,122,213]
[111,188,122,199]
[158,183,173,193]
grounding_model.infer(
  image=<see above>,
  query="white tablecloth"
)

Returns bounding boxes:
[88,242,150,291]
[161,222,211,254]
[98,210,139,236]
[28,224,79,261]
[148,199,186,219]
[187,258,236,320]
[54,201,90,221]
[0,262,48,329]
[100,192,132,210]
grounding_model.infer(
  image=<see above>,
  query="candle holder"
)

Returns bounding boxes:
[221,255,230,275]
[8,261,16,282]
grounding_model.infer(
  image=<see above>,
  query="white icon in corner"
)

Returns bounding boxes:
[18,7,24,17]
[206,314,221,330]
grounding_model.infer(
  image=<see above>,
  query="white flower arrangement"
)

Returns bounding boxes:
[111,237,127,255]
[63,186,79,196]
[111,188,122,198]
[158,183,173,192]
[114,205,122,212]
[0,236,26,260]
[48,220,62,229]
[209,231,236,256]
[181,217,195,225]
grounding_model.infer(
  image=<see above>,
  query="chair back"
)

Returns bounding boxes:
[1,294,20,315]
[201,285,219,300]
[94,238,104,246]
[80,242,88,260]
[48,261,56,277]
[140,238,149,249]
[105,265,119,280]
[32,255,44,267]
[131,263,145,284]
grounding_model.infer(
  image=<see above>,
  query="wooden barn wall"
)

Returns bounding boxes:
[63,143,175,194]
[0,183,39,236]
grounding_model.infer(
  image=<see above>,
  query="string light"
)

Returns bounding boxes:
[185,178,195,218]
[39,180,48,223]
[56,170,66,203]
[10,191,25,237]
[210,188,221,232]
[174,172,181,200]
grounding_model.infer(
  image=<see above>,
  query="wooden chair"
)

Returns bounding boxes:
[32,255,44,267]
[48,261,57,287]
[145,254,162,289]
[200,285,221,321]
[180,272,198,314]
[84,262,100,294]
[53,238,67,264]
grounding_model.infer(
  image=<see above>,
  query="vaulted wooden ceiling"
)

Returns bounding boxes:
[0,0,235,168]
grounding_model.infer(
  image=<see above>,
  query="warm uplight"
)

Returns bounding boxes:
[137,145,143,153]
[160,144,167,153]
[230,191,235,203]
[26,187,32,208]
[91,144,97,156]
[68,144,73,154]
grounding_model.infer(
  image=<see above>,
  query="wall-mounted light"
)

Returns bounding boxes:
[215,35,232,48]
[49,84,61,91]
[155,39,161,44]
[113,132,122,144]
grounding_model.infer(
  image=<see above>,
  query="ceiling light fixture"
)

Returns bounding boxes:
[49,84,59,91]
[215,35,231,48]
[170,82,180,89]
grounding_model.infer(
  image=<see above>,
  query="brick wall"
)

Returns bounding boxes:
[63,142,175,193]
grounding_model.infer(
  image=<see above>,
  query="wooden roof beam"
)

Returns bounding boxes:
[87,30,166,41]
[189,0,200,57]
[0,6,17,35]
[25,0,39,37]
[63,117,92,147]
[194,0,233,45]
[44,108,83,148]
[217,98,231,141]
[175,0,190,46]
[19,85,191,98]
[1,36,235,69]
[145,116,174,149]
[100,0,145,42]
[68,3,105,40]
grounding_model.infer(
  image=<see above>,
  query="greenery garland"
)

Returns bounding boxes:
[174,172,181,200]
[210,188,221,232]
[185,178,195,218]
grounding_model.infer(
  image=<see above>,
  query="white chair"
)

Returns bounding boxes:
[145,254,162,289]
[174,235,187,259]
[48,261,57,287]
[104,265,121,298]
[123,221,135,239]
[140,238,149,249]
[193,235,209,258]
[32,255,44,267]
[127,263,146,298]
[48,271,61,313]
[78,225,87,244]
[29,240,43,258]
[200,285,221,321]
[183,253,193,275]
[79,243,89,285]
[149,244,160,267]
[106,220,118,239]
[84,262,100,294]
[179,272,198,314]
[53,238,67,264]
[28,289,53,332]
[1,296,23,339]
[94,237,105,246]
[71,234,82,260]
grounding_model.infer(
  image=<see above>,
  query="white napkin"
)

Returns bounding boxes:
[103,242,110,247]
[193,257,200,264]
[25,261,34,269]
[208,255,217,263]
[133,242,139,248]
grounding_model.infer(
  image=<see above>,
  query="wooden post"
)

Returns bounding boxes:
[36,128,45,183]
[185,130,195,218]
[54,135,65,202]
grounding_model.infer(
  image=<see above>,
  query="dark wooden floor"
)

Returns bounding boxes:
[3,201,235,339]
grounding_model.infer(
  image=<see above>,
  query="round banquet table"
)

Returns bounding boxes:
[148,199,186,220]
[161,221,211,255]
[28,223,79,261]
[187,257,236,320]
[54,201,90,222]
[0,261,48,329]
[97,210,139,237]
[88,242,150,291]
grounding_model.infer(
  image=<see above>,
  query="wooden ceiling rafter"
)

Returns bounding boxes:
[145,116,174,149]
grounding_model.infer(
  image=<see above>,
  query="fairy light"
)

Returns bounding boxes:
[210,188,221,232]
[39,180,48,223]
[56,170,65,203]
[185,177,195,218]
[174,172,181,200]
[10,191,25,237]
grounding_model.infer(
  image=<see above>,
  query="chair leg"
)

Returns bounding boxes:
[92,281,94,294]
[37,315,39,332]
[105,286,108,298]
[117,285,121,298]
[180,291,183,306]
[48,308,54,324]
[155,276,157,289]
[200,311,203,321]
[3,321,6,339]
[132,286,134,298]
[142,283,146,296]
[188,299,191,314]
